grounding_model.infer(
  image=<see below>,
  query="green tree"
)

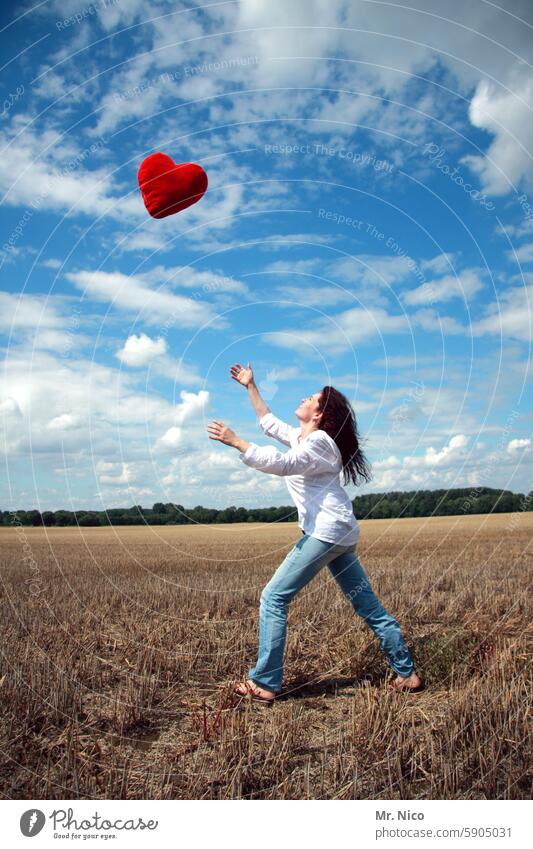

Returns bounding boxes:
[78,512,101,526]
[54,510,75,526]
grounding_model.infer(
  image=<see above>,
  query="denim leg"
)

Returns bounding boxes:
[248,534,343,692]
[327,548,415,677]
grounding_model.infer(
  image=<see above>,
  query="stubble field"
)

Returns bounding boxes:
[0,513,531,800]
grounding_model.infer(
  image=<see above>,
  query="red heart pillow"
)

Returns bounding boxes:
[137,152,208,218]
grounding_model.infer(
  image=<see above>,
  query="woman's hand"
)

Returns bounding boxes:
[206,419,238,447]
[207,420,251,453]
[230,361,254,387]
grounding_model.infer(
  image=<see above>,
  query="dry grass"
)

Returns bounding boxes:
[0,513,531,800]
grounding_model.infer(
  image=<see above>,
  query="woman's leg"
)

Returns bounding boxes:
[248,534,344,693]
[327,547,415,678]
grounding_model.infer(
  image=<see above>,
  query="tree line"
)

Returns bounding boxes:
[2,487,531,527]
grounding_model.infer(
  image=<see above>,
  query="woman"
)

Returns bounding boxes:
[206,362,424,705]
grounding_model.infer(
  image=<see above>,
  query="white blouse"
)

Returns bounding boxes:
[238,411,360,546]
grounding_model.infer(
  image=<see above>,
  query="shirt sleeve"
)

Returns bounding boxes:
[258,411,299,447]
[239,431,340,477]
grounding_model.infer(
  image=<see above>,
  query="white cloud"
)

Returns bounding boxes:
[95,460,139,485]
[201,450,237,469]
[255,233,336,250]
[174,389,209,425]
[386,401,421,423]
[94,485,155,505]
[32,327,91,353]
[330,254,420,288]
[372,354,434,369]
[411,308,465,335]
[0,123,141,221]
[271,283,355,308]
[116,333,167,367]
[507,243,533,264]
[507,438,531,455]
[0,349,180,460]
[96,0,148,30]
[142,266,249,296]
[0,292,90,355]
[421,434,468,467]
[65,270,219,328]
[360,424,532,492]
[0,396,22,417]
[373,454,402,469]
[402,270,485,306]
[470,283,533,342]
[264,299,466,355]
[262,259,322,276]
[156,427,183,450]
[114,230,172,254]
[154,389,209,453]
[33,0,533,204]
[47,413,80,431]
[264,305,411,354]
[462,73,533,195]
[0,292,63,331]
[420,253,458,275]
[236,0,341,86]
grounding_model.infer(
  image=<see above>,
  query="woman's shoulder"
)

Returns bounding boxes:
[309,429,341,458]
[314,428,337,445]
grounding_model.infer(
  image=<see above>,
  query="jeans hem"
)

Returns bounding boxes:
[248,674,281,694]
[389,664,415,677]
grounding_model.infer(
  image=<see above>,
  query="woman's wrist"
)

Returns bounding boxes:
[232,436,251,453]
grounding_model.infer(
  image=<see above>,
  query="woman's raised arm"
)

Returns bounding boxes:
[230,362,270,419]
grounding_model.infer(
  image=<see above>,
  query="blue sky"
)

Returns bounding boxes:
[1,0,532,511]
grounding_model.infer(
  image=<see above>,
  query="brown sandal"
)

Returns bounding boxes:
[234,680,276,705]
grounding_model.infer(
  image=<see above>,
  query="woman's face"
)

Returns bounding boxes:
[295,391,322,423]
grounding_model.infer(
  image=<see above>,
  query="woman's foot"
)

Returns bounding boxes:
[234,678,276,702]
[390,671,425,692]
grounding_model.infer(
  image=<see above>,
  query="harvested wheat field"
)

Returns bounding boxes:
[1,513,531,800]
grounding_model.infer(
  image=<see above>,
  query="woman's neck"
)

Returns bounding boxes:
[298,421,320,442]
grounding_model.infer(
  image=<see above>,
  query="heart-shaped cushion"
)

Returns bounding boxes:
[137,152,208,218]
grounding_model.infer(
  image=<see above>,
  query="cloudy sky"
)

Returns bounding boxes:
[1,0,532,511]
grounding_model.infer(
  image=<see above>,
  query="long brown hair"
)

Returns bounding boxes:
[316,386,373,486]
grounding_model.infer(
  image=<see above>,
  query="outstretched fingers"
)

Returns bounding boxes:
[207,420,226,435]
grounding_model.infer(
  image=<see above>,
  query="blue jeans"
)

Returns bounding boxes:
[248,533,415,693]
